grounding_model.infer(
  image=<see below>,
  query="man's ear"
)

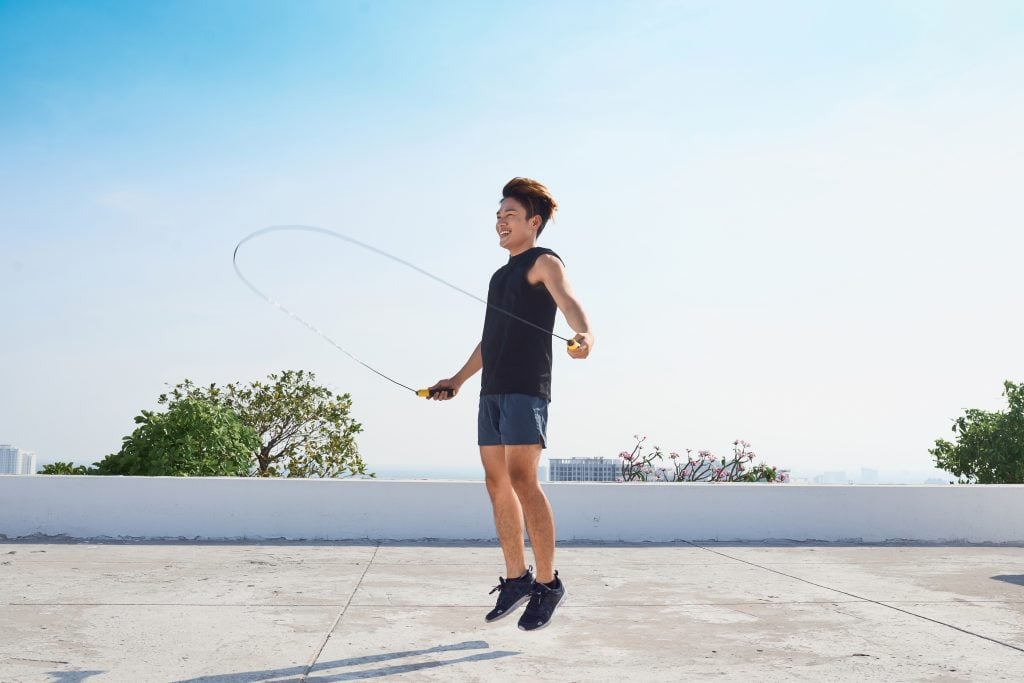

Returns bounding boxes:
[530,215,542,231]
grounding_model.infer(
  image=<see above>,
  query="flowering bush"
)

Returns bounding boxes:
[618,436,784,483]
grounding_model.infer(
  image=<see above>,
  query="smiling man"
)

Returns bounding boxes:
[428,177,593,631]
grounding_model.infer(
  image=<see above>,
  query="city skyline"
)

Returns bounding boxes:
[0,444,37,475]
[1,436,951,484]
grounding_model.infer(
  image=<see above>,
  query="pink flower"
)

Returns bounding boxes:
[669,452,679,459]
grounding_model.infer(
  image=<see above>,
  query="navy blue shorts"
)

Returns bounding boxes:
[478,393,549,448]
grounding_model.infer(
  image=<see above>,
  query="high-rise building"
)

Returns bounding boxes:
[548,457,620,482]
[860,468,879,484]
[0,444,21,474]
[0,444,37,475]
[20,451,37,474]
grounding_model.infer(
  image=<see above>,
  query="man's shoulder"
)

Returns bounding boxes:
[532,249,565,270]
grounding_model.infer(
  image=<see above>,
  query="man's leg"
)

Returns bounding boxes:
[507,444,556,584]
[480,445,527,578]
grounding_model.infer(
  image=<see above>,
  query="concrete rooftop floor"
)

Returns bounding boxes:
[1,541,1023,682]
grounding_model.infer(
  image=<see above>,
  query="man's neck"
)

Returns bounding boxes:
[507,239,538,257]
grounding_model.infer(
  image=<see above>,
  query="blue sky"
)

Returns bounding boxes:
[2,1,1022,478]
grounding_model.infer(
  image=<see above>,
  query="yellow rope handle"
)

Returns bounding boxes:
[417,387,456,398]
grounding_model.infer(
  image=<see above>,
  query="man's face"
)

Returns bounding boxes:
[495,197,539,251]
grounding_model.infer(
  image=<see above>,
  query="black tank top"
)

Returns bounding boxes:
[480,247,561,401]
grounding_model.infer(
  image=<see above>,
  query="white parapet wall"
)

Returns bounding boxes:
[2,476,1024,543]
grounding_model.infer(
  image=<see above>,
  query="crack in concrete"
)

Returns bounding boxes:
[686,541,1024,654]
[302,542,380,680]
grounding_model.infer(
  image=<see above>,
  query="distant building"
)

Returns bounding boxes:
[813,471,849,484]
[860,468,879,484]
[0,445,20,474]
[924,478,950,485]
[548,457,619,482]
[0,444,37,475]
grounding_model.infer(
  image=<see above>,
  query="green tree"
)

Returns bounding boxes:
[161,370,370,478]
[93,397,259,476]
[930,380,1024,484]
[39,461,89,475]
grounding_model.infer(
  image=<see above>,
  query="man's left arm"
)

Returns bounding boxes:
[530,254,594,359]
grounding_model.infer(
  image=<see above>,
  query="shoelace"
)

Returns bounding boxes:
[525,573,560,612]
[524,584,550,615]
[490,567,534,595]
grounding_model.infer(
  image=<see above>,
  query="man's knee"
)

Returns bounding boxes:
[505,444,541,494]
[484,470,514,498]
[509,469,540,496]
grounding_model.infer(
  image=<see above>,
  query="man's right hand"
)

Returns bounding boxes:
[427,378,462,401]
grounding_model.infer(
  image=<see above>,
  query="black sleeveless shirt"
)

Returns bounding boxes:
[480,247,561,401]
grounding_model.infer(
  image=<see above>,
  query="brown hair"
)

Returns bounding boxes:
[502,177,558,236]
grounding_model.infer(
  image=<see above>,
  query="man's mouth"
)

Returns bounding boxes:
[499,230,511,239]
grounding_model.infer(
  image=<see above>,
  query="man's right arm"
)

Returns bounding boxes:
[428,342,481,400]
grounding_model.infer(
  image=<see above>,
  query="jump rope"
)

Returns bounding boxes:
[232,225,580,398]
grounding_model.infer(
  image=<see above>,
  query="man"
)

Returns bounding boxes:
[428,177,593,631]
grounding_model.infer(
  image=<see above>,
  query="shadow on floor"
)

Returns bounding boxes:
[171,641,518,683]
[306,648,519,681]
[46,671,104,682]
[991,574,1024,586]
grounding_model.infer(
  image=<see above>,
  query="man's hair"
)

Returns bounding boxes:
[502,177,558,236]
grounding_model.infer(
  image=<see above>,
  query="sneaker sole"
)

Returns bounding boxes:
[517,587,567,631]
[485,593,532,623]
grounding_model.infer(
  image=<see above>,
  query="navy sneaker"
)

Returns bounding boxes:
[485,566,535,623]
[518,571,566,631]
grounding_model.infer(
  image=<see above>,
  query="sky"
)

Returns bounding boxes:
[1,1,1022,480]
